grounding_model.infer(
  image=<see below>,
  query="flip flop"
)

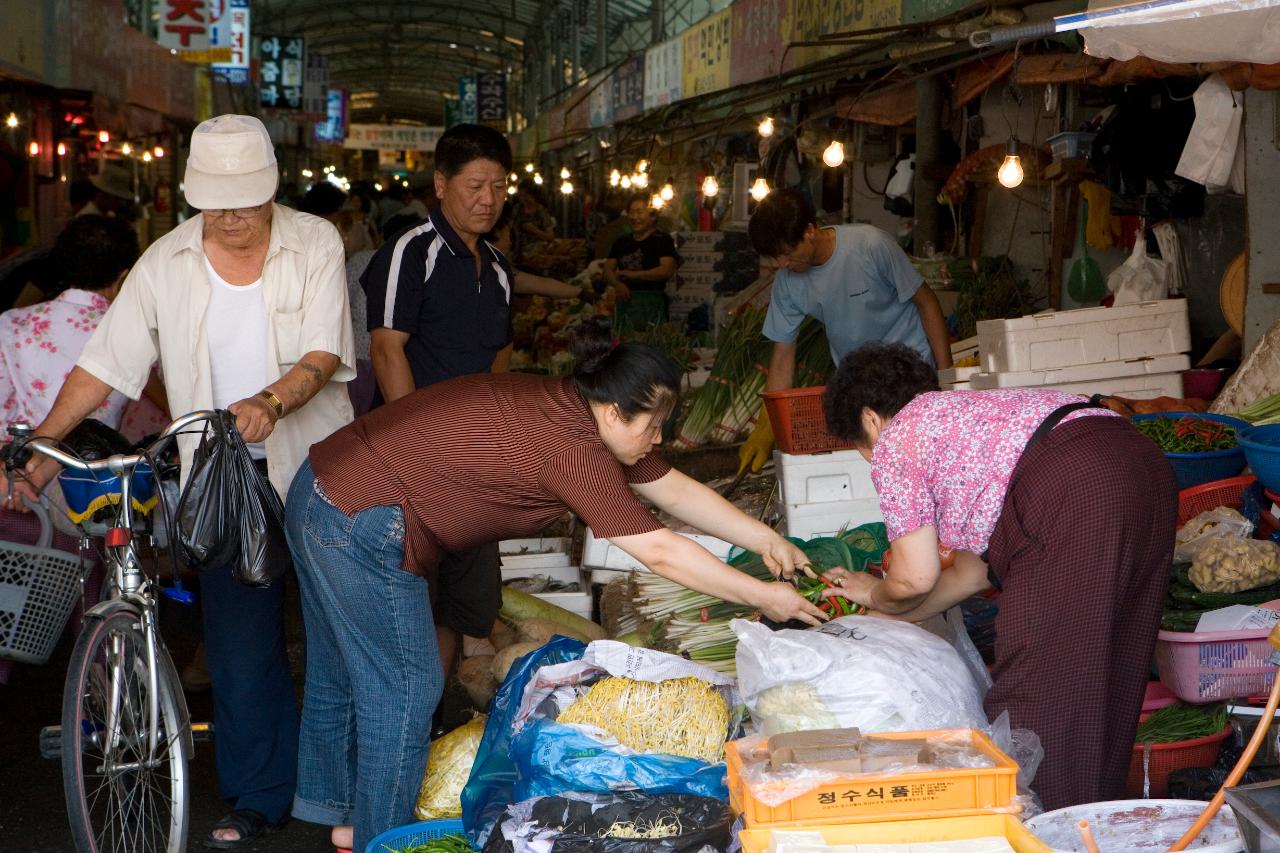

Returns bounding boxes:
[202,809,276,850]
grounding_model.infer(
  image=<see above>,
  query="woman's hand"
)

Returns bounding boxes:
[757,581,829,627]
[820,570,880,610]
[760,535,810,581]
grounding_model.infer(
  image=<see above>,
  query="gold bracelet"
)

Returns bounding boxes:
[256,389,285,419]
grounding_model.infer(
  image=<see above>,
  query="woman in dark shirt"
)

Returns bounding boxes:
[287,321,824,852]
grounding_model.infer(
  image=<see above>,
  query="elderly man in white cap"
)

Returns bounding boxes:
[9,114,355,849]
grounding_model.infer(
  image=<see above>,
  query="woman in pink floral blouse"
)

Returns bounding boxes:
[821,343,1177,811]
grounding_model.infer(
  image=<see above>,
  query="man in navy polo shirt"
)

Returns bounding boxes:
[361,123,514,672]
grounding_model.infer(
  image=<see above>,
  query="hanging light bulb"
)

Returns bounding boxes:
[632,172,648,189]
[98,130,110,144]
[757,116,774,137]
[302,168,314,178]
[56,142,67,157]
[659,182,674,202]
[702,175,719,197]
[750,177,770,201]
[121,142,132,155]
[142,150,153,163]
[609,169,621,187]
[559,166,570,180]
[27,141,39,157]
[533,172,544,185]
[524,163,534,173]
[620,174,632,189]
[822,140,846,168]
[997,138,1024,189]
[507,184,517,196]
[560,180,574,195]
[508,172,518,181]
[650,193,665,210]
[153,146,165,158]
[4,112,17,128]
[636,159,649,173]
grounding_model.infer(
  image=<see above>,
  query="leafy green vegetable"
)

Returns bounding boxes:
[1134,417,1236,453]
[1135,704,1228,744]
[382,833,474,852]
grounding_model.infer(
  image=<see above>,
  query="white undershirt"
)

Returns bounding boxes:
[203,256,269,459]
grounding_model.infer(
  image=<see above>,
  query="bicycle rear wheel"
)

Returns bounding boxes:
[62,608,191,853]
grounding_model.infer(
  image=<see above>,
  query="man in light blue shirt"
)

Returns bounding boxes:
[739,189,952,471]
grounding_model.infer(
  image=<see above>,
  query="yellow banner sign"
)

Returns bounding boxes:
[682,8,733,99]
[789,0,900,67]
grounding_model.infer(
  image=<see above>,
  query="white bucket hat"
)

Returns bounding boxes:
[183,114,279,210]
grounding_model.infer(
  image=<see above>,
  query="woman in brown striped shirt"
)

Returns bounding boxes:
[283,320,826,852]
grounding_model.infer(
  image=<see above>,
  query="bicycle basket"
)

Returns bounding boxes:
[0,502,85,665]
[59,464,157,525]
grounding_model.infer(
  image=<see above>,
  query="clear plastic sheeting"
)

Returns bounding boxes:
[1083,0,1280,64]
[1025,799,1244,852]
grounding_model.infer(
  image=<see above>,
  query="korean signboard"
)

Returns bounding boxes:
[587,70,614,128]
[259,34,305,110]
[211,0,250,85]
[458,77,479,124]
[303,53,329,118]
[343,124,445,152]
[682,8,732,98]
[157,0,230,60]
[790,0,900,67]
[476,72,507,123]
[643,37,683,111]
[731,0,788,86]
[611,55,645,121]
[315,88,348,143]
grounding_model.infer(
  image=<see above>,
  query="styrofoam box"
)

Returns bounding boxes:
[581,529,733,572]
[951,335,978,361]
[500,563,581,584]
[500,537,570,555]
[937,365,980,386]
[676,231,723,248]
[502,565,593,620]
[944,381,973,390]
[678,270,722,289]
[969,353,1190,399]
[783,499,884,540]
[775,449,879,507]
[680,250,722,271]
[977,298,1190,374]
[499,549,573,571]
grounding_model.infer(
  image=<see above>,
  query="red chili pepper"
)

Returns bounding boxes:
[699,607,710,623]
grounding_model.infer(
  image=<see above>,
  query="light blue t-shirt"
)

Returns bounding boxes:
[762,224,932,367]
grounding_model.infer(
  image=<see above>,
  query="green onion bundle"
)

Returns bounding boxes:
[1237,392,1280,426]
[1135,704,1228,744]
[676,305,771,449]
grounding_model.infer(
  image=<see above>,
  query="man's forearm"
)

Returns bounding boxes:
[371,344,417,403]
[621,265,672,283]
[765,343,797,392]
[491,344,513,374]
[32,366,116,441]
[514,271,580,299]
[267,351,340,414]
[914,285,953,369]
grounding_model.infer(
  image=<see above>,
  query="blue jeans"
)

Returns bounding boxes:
[284,459,443,852]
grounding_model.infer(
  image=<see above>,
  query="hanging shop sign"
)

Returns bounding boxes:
[303,53,329,118]
[211,0,250,85]
[611,54,645,121]
[444,98,460,129]
[644,37,684,111]
[477,72,508,123]
[546,103,567,147]
[458,76,479,124]
[790,0,900,67]
[343,124,444,152]
[682,8,733,98]
[901,0,976,24]
[259,34,305,109]
[731,0,788,86]
[157,0,230,61]
[588,70,614,128]
[565,78,593,133]
[314,88,348,143]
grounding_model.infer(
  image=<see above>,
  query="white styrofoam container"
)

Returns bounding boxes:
[969,353,1190,400]
[530,589,593,621]
[951,335,979,361]
[782,499,884,540]
[680,250,722,271]
[945,381,973,390]
[499,550,573,571]
[977,298,1190,374]
[499,537,570,555]
[502,565,593,620]
[775,449,878,507]
[937,365,980,386]
[581,529,734,572]
[500,563,582,585]
[676,231,723,248]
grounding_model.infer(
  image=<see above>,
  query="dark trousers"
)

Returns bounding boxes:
[200,548,299,823]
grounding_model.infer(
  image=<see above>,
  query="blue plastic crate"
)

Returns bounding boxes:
[1131,412,1248,490]
[1239,424,1280,494]
[365,818,470,853]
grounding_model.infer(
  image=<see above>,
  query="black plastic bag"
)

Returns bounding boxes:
[176,411,290,587]
[481,793,732,853]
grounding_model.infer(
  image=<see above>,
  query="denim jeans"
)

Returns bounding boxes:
[284,458,443,852]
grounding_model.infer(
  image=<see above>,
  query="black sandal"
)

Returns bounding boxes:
[202,809,276,850]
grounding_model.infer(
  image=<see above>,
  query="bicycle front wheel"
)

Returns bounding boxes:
[62,608,191,853]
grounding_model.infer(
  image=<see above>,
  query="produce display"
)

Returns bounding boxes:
[381,836,472,853]
[558,675,731,763]
[1133,416,1236,453]
[1187,536,1280,593]
[1236,391,1280,425]
[415,716,488,821]
[1135,704,1228,744]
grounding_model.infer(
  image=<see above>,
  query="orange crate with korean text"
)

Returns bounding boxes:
[725,729,1020,828]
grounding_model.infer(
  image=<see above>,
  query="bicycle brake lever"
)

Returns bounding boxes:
[161,581,195,606]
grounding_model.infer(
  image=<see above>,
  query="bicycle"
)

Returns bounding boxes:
[3,411,219,853]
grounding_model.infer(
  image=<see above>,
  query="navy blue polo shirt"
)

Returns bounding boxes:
[362,207,514,390]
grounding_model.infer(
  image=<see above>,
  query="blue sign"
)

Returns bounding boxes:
[458,76,478,124]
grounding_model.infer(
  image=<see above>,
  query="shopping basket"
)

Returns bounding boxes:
[0,500,87,665]
[762,387,856,455]
[365,818,470,853]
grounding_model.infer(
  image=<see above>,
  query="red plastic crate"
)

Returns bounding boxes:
[1127,723,1231,799]
[762,387,855,455]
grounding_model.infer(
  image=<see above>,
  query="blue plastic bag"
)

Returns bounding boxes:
[511,719,729,801]
[461,636,586,847]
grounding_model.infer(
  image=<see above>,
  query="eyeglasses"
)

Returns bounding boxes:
[204,204,267,220]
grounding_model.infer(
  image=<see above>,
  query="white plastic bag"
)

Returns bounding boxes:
[1107,241,1171,306]
[731,617,988,737]
[1176,73,1244,190]
[1174,506,1254,562]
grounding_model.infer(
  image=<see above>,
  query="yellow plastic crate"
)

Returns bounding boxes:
[726,729,1020,828]
[738,813,1051,853]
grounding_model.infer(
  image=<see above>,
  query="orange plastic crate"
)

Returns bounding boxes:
[762,387,855,455]
[725,729,1020,828]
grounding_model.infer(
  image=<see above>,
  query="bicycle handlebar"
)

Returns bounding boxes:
[3,410,221,476]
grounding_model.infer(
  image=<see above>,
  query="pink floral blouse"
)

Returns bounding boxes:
[871,389,1119,553]
[0,289,129,432]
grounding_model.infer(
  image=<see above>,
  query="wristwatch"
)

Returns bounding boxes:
[256,389,286,419]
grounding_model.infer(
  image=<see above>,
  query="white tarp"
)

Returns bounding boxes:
[1083,0,1280,63]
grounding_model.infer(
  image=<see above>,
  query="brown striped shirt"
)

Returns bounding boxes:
[309,373,670,579]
